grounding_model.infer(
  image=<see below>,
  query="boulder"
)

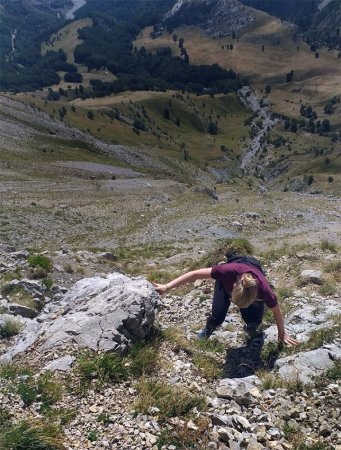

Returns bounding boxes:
[0,273,158,362]
[300,270,324,285]
[275,343,341,383]
[216,376,261,405]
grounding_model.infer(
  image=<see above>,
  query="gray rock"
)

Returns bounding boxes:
[245,212,261,219]
[8,304,38,319]
[5,279,45,299]
[216,376,261,405]
[42,355,76,372]
[264,299,340,343]
[0,320,41,362]
[1,273,158,361]
[275,343,341,383]
[300,270,324,285]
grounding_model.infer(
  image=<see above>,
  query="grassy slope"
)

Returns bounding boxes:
[6,8,341,193]
[134,15,341,192]
[13,90,250,175]
[41,19,117,89]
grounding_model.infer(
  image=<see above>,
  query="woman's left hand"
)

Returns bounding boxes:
[279,332,298,347]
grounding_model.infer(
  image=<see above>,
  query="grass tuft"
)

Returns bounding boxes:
[320,240,337,253]
[163,327,224,380]
[0,363,32,380]
[190,237,254,269]
[156,417,210,450]
[77,339,160,391]
[27,254,53,272]
[135,381,206,420]
[0,320,22,338]
[17,371,63,410]
[0,420,65,450]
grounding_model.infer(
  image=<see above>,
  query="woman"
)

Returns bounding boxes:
[152,256,297,346]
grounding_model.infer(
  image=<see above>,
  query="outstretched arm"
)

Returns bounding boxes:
[271,303,298,346]
[151,268,212,295]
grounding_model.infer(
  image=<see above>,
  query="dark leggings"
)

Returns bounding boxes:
[206,280,265,329]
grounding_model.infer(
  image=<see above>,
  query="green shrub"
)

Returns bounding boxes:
[77,340,160,391]
[44,408,77,425]
[128,341,159,377]
[0,285,37,310]
[0,407,11,427]
[87,431,97,442]
[0,363,32,380]
[320,240,337,253]
[0,420,64,450]
[156,417,210,450]
[135,381,206,420]
[324,361,341,380]
[27,254,53,272]
[318,281,336,296]
[17,372,62,409]
[0,320,22,338]
[42,277,53,290]
[77,352,128,389]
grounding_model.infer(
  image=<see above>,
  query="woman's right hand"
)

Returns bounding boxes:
[150,281,168,295]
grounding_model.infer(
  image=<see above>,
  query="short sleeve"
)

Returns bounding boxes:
[261,288,278,308]
[211,264,233,281]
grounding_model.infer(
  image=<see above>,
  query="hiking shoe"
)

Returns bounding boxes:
[243,324,262,339]
[198,325,216,340]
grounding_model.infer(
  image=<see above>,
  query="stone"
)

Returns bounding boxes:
[211,414,230,426]
[8,304,38,319]
[42,355,76,372]
[217,427,234,443]
[275,344,341,383]
[0,273,158,361]
[300,270,324,285]
[216,376,261,405]
[247,437,263,450]
[245,212,260,219]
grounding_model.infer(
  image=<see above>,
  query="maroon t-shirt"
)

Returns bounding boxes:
[211,262,278,308]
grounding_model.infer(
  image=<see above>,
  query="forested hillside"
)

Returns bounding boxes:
[241,0,341,47]
[0,0,67,91]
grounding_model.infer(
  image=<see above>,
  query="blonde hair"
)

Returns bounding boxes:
[231,273,258,308]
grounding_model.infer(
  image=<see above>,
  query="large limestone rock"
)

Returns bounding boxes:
[0,273,158,362]
[275,343,341,383]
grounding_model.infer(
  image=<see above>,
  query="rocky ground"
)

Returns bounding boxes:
[0,88,340,450]
[0,244,340,450]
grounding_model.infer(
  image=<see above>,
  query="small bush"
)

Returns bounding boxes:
[261,341,282,365]
[156,417,210,449]
[77,340,160,391]
[135,381,206,420]
[192,353,222,380]
[87,431,97,442]
[42,277,53,290]
[277,287,293,300]
[27,254,53,272]
[320,240,337,253]
[0,285,37,310]
[77,352,128,389]
[0,420,64,450]
[128,341,159,377]
[17,372,63,409]
[324,361,341,380]
[0,363,32,380]
[318,281,336,296]
[44,407,77,425]
[0,320,22,338]
[0,407,11,427]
